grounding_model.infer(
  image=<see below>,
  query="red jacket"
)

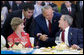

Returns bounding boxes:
[7,32,32,48]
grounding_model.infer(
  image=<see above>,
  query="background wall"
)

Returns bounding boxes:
[52,1,77,7]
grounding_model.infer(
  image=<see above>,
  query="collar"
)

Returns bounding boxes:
[65,26,70,32]
[67,7,71,10]
[13,31,26,37]
[22,11,25,20]
[45,13,53,23]
[45,18,52,23]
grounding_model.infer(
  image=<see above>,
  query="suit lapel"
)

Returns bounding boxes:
[38,17,49,35]
[42,18,49,34]
[51,13,57,33]
[65,8,69,14]
[71,8,75,15]
[17,10,22,19]
[68,28,73,46]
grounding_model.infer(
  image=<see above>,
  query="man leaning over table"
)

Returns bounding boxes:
[56,15,83,49]
[34,5,61,48]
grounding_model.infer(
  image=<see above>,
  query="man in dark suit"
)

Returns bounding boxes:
[1,3,34,48]
[61,1,76,28]
[76,1,83,29]
[61,1,76,10]
[34,5,61,47]
[57,15,83,49]
[4,1,13,13]
[12,1,23,11]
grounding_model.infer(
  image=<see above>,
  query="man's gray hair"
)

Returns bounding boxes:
[63,15,73,26]
[42,5,52,13]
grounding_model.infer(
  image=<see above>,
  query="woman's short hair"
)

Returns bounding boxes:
[10,17,24,31]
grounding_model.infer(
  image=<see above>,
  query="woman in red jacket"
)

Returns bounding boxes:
[7,17,32,48]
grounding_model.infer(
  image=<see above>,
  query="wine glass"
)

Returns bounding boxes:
[8,38,13,48]
[8,42,13,48]
[55,36,62,45]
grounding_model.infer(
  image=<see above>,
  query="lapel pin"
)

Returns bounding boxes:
[70,32,72,36]
[54,20,56,22]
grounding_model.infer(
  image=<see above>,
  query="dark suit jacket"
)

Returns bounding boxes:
[34,12,61,47]
[12,1,23,11]
[4,1,13,13]
[61,3,76,11]
[24,16,35,37]
[75,1,83,28]
[68,28,83,48]
[57,27,83,48]
[5,1,12,10]
[61,6,76,18]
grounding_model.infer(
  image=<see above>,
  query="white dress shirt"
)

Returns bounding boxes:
[59,26,70,46]
[67,7,72,12]
[45,19,49,29]
[22,12,25,20]
[45,19,52,29]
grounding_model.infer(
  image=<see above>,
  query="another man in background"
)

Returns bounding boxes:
[61,1,76,28]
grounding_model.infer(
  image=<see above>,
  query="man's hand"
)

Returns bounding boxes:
[71,44,80,49]
[37,33,48,41]
[39,34,48,41]
[9,9,12,13]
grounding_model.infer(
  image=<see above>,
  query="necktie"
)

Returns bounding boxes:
[61,30,65,42]
[69,8,71,14]
[48,20,51,33]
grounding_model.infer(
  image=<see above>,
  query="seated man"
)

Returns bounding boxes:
[57,15,83,49]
